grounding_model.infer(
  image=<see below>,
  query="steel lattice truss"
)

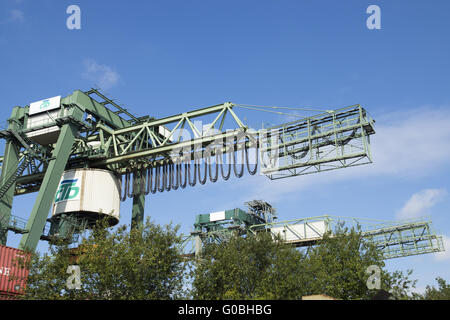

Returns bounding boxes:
[0,89,375,251]
[249,216,444,259]
[183,215,444,260]
[1,90,375,198]
[260,105,375,179]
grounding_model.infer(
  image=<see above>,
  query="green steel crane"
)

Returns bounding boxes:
[0,89,375,252]
[182,201,445,260]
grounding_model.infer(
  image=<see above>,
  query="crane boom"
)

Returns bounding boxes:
[0,89,375,251]
[183,204,445,260]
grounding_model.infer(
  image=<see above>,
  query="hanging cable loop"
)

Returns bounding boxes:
[118,174,123,201]
[156,164,165,193]
[141,167,147,195]
[119,173,128,202]
[259,128,279,170]
[165,160,172,192]
[144,166,151,195]
[198,155,208,185]
[134,167,146,196]
[162,162,170,192]
[220,145,232,181]
[208,150,219,183]
[233,136,245,178]
[130,171,137,197]
[245,136,258,175]
[188,158,197,187]
[180,158,188,189]
[171,157,180,190]
[127,172,134,198]
[131,170,140,197]
[118,135,262,196]
[149,165,158,194]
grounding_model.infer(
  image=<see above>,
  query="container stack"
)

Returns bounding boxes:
[0,244,30,300]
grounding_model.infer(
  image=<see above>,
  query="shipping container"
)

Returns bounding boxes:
[0,292,21,300]
[0,245,30,295]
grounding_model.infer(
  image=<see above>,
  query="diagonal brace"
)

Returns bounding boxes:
[19,111,83,251]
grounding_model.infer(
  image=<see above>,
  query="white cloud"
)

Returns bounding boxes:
[370,107,450,176]
[434,235,450,261]
[82,59,120,90]
[397,189,447,219]
[0,9,24,24]
[239,106,450,204]
[9,9,24,22]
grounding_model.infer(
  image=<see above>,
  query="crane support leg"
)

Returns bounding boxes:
[19,122,80,251]
[0,140,20,245]
[194,236,202,257]
[131,194,145,229]
[0,107,24,245]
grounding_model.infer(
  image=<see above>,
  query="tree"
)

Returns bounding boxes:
[302,223,417,300]
[190,232,307,299]
[190,223,418,300]
[421,277,450,300]
[22,218,188,300]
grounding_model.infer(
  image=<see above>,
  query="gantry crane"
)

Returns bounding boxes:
[183,200,445,260]
[0,89,375,252]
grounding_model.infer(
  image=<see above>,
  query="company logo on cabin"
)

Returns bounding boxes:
[55,179,80,203]
[39,99,51,110]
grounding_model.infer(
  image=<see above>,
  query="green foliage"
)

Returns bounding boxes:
[302,223,382,299]
[383,269,417,300]
[191,232,307,299]
[20,218,426,300]
[22,218,187,300]
[191,223,418,300]
[303,223,417,300]
[420,277,450,300]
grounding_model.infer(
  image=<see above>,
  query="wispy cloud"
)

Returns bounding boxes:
[9,9,24,22]
[0,9,24,24]
[397,189,447,219]
[82,59,120,90]
[370,107,450,176]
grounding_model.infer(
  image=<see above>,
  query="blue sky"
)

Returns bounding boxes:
[1,0,450,294]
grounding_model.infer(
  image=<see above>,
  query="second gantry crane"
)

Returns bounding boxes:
[184,200,445,260]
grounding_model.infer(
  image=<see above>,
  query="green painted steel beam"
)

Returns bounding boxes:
[64,90,132,130]
[262,152,369,174]
[0,143,20,245]
[84,89,140,123]
[112,102,236,136]
[19,108,83,251]
[131,194,145,229]
[91,128,247,168]
[0,107,24,245]
[194,208,267,234]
